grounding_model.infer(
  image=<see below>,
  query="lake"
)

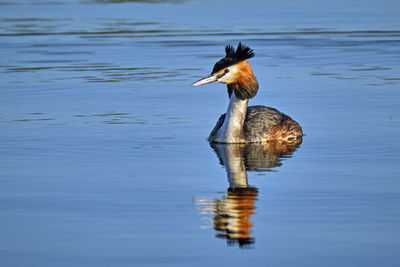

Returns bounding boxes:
[1,0,400,266]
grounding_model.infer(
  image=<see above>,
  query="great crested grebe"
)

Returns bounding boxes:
[192,42,303,144]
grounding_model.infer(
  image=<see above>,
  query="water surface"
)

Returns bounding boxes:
[1,0,400,266]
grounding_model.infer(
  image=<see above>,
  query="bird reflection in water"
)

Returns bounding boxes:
[195,141,301,248]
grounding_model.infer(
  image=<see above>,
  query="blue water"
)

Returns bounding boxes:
[1,0,400,266]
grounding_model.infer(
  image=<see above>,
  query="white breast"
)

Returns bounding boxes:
[214,93,248,143]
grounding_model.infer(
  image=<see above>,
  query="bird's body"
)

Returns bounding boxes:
[192,43,302,144]
[208,94,302,143]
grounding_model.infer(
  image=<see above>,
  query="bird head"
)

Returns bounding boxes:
[192,42,259,99]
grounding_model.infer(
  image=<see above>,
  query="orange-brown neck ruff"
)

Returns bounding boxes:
[227,61,259,100]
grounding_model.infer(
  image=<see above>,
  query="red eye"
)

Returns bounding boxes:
[224,69,229,73]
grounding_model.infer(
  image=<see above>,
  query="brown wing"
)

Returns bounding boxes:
[208,113,226,142]
[244,106,302,143]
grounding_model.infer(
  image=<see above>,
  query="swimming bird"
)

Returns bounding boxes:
[192,42,303,144]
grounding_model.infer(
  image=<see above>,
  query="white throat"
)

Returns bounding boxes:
[215,93,248,143]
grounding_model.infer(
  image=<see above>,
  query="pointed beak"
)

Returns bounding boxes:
[192,74,218,86]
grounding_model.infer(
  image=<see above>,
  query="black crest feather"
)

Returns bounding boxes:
[234,42,254,61]
[225,45,235,57]
[212,42,255,73]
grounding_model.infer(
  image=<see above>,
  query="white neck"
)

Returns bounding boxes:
[215,93,248,143]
